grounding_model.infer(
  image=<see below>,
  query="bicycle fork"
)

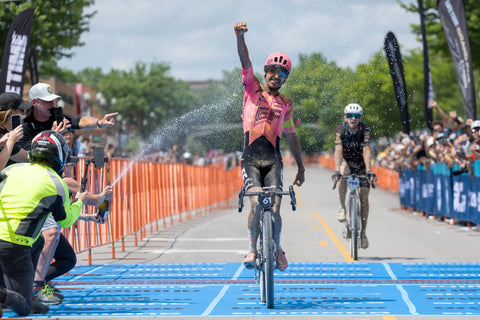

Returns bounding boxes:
[255,212,276,282]
[344,192,361,237]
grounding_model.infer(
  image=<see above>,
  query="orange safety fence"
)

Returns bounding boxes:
[62,158,243,264]
[317,156,399,192]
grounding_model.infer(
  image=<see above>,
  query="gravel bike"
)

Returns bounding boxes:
[238,186,296,308]
[333,174,374,260]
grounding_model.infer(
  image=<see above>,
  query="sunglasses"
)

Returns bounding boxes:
[472,128,480,132]
[265,66,289,78]
[345,113,361,119]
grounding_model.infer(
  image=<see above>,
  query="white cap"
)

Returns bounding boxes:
[426,136,435,147]
[29,83,61,101]
[401,136,411,144]
[471,120,480,130]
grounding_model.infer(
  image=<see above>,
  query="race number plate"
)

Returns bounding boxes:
[347,177,360,190]
[259,192,275,209]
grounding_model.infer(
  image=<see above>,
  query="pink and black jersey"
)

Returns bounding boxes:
[241,66,295,148]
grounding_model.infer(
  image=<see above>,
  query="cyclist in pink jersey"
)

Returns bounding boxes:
[235,21,305,271]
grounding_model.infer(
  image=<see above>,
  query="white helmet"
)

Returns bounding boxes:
[344,103,363,115]
[471,120,480,130]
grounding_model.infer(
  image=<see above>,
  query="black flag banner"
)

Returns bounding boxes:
[29,47,39,85]
[0,8,35,95]
[418,0,434,129]
[384,31,410,134]
[437,0,476,120]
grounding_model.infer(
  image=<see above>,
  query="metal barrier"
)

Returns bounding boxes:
[62,158,243,264]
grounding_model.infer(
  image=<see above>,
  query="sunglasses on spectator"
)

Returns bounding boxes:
[472,127,480,132]
[346,113,361,119]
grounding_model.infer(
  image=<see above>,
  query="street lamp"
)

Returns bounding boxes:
[116,114,124,150]
[83,92,92,117]
[96,92,107,111]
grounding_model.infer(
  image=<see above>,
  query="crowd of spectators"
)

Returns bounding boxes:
[138,147,241,170]
[0,84,116,317]
[65,132,242,170]
[375,100,480,176]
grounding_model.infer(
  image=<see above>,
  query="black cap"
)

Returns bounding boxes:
[0,92,32,111]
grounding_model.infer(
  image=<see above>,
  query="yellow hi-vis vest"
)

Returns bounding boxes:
[0,163,83,247]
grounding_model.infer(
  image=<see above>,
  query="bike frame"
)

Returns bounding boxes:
[333,174,373,261]
[346,175,361,260]
[238,186,296,309]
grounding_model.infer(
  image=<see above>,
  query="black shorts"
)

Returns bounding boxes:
[343,160,370,188]
[241,136,283,191]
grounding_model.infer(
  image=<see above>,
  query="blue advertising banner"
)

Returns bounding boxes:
[399,160,480,223]
[420,166,435,214]
[399,168,410,207]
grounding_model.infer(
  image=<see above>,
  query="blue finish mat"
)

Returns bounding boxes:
[5,262,480,318]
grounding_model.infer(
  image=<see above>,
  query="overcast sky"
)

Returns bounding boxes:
[57,0,421,81]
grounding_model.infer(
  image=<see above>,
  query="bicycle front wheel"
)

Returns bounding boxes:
[348,196,360,260]
[259,230,266,303]
[262,210,275,308]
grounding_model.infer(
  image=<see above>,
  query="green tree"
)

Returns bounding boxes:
[284,53,352,154]
[332,52,401,145]
[400,0,480,121]
[38,59,81,83]
[405,47,472,122]
[0,0,95,77]
[95,62,199,144]
[182,69,244,154]
[400,0,480,69]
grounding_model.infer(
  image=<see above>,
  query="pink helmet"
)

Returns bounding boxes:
[264,52,292,76]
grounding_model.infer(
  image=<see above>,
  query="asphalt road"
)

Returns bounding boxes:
[24,164,480,320]
[110,163,479,266]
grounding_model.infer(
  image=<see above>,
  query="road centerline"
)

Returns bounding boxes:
[313,211,354,262]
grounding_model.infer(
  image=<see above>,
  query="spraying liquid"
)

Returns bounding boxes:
[111,158,137,187]
[109,92,241,187]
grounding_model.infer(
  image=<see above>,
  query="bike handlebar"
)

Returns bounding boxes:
[238,185,297,213]
[332,174,375,190]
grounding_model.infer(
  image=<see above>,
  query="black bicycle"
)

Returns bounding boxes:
[333,174,374,260]
[238,186,296,309]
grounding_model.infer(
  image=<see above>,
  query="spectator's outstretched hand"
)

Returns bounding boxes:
[98,113,119,127]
